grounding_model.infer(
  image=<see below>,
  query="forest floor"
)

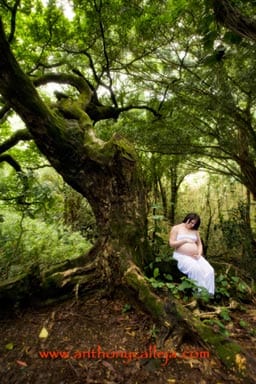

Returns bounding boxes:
[0,291,256,384]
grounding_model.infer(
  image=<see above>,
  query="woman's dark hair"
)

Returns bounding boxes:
[182,213,201,230]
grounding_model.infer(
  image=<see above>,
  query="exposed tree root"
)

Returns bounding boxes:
[123,260,256,383]
[1,256,256,382]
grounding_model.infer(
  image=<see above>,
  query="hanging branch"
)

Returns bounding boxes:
[33,71,161,121]
[93,0,118,108]
[0,154,22,172]
[1,0,21,43]
[0,129,32,155]
[0,103,11,120]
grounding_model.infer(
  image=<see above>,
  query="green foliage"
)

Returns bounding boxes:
[63,184,97,239]
[0,211,91,279]
[146,230,254,304]
[122,303,132,313]
[238,319,256,337]
[202,305,232,337]
[219,202,256,274]
[219,307,231,322]
[215,273,253,303]
[1,0,256,302]
[146,276,166,290]
[0,166,64,222]
[203,318,230,337]
[146,230,210,301]
[147,323,159,341]
[215,273,230,299]
[239,319,249,329]
[220,202,251,246]
[147,273,210,302]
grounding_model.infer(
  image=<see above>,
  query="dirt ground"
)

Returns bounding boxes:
[0,292,255,384]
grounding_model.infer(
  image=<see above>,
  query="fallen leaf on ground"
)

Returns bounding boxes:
[16,360,28,367]
[39,326,49,339]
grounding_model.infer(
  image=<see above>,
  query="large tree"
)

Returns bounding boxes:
[0,0,177,307]
[0,13,150,289]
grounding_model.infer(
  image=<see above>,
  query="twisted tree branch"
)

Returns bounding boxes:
[0,154,22,172]
[0,129,32,155]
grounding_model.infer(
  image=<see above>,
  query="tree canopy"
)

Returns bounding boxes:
[1,0,256,197]
[1,1,256,381]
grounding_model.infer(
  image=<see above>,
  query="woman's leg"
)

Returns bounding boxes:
[174,253,215,295]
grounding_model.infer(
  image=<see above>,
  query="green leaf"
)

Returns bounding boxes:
[239,320,249,329]
[122,303,132,313]
[5,342,14,350]
[153,267,160,279]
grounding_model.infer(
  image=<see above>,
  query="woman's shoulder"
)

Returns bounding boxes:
[171,223,182,232]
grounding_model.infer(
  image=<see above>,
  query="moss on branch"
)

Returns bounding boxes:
[123,263,168,321]
[123,261,255,380]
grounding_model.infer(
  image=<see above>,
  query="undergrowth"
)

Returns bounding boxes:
[0,211,92,279]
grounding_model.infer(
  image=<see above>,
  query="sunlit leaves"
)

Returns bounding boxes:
[6,0,73,72]
[0,210,91,279]
[1,0,256,197]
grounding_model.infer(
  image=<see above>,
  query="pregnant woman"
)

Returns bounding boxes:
[169,213,215,295]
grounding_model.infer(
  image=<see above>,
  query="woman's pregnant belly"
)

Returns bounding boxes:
[176,242,198,256]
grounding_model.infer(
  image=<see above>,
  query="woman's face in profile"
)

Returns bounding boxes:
[185,219,196,229]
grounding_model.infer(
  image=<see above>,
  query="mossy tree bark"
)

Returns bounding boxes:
[0,17,150,296]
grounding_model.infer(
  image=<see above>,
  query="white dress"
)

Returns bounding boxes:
[173,234,215,295]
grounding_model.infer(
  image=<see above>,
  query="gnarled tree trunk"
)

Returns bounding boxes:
[0,16,152,305]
